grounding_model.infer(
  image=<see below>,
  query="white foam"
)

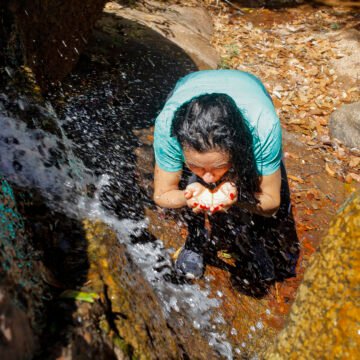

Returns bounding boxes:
[0,110,233,359]
[76,176,233,359]
[0,115,92,208]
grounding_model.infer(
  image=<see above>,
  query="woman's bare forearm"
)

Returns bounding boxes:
[154,189,187,208]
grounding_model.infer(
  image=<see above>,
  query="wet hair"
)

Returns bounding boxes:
[171,93,260,204]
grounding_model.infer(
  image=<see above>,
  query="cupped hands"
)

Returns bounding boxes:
[184,181,237,214]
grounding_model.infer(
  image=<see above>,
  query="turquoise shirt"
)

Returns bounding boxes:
[154,70,282,176]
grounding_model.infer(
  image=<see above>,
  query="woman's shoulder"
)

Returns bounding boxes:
[177,69,261,85]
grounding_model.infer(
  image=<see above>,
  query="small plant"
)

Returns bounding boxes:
[225,43,240,57]
[218,43,240,69]
[218,56,232,69]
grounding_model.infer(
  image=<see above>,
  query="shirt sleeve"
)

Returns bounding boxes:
[153,108,184,172]
[252,105,282,176]
[257,120,282,176]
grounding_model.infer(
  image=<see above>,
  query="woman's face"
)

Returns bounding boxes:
[183,148,232,184]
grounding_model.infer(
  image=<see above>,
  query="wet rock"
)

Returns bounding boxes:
[82,220,219,359]
[0,289,35,360]
[104,1,219,69]
[2,0,107,90]
[265,191,360,359]
[229,0,304,7]
[265,0,305,7]
[0,178,47,359]
[329,102,360,149]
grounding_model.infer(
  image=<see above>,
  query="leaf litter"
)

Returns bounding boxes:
[202,0,360,184]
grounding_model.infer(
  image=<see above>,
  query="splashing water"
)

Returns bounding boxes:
[0,114,93,208]
[78,175,234,359]
[0,109,233,358]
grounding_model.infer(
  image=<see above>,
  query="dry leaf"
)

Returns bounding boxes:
[349,156,360,169]
[288,119,305,125]
[345,174,353,183]
[325,162,336,177]
[284,151,299,160]
[348,172,360,183]
[288,174,305,183]
[306,189,321,200]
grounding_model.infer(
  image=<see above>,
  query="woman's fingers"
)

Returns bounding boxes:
[184,189,193,199]
[186,182,237,214]
[220,181,236,194]
[218,182,237,203]
[211,203,230,214]
[185,182,204,197]
[210,205,220,214]
[187,198,211,214]
[191,202,209,214]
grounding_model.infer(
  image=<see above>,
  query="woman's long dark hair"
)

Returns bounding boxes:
[171,93,260,204]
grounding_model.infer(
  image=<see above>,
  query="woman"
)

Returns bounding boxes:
[153,70,299,287]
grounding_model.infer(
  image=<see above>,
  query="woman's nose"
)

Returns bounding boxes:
[202,172,215,183]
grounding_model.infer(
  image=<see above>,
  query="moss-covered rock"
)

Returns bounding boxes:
[265,191,360,359]
[0,177,46,359]
[82,219,219,359]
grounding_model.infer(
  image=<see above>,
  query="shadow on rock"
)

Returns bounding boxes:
[15,190,89,359]
[49,13,197,224]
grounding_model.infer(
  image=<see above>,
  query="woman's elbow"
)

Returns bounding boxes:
[260,197,281,217]
[153,193,162,206]
[263,205,280,217]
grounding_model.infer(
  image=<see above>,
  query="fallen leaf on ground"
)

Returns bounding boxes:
[284,151,299,159]
[349,156,360,169]
[347,172,360,183]
[325,162,336,177]
[288,174,305,183]
[60,290,100,303]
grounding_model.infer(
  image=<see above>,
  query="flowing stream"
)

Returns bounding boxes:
[0,24,234,358]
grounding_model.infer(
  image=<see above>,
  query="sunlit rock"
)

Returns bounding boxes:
[82,219,220,359]
[103,1,219,69]
[329,102,360,149]
[265,191,360,359]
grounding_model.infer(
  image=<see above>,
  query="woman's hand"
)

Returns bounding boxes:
[184,182,212,213]
[211,182,238,214]
[184,181,238,214]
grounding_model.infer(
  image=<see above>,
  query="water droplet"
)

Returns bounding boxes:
[256,321,263,330]
[193,320,201,330]
[5,67,13,78]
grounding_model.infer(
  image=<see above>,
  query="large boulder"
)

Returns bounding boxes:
[330,28,360,86]
[1,0,107,90]
[104,1,219,69]
[265,191,360,359]
[0,289,35,360]
[329,102,360,149]
[0,177,44,360]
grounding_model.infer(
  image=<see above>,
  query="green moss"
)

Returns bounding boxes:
[265,191,360,359]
